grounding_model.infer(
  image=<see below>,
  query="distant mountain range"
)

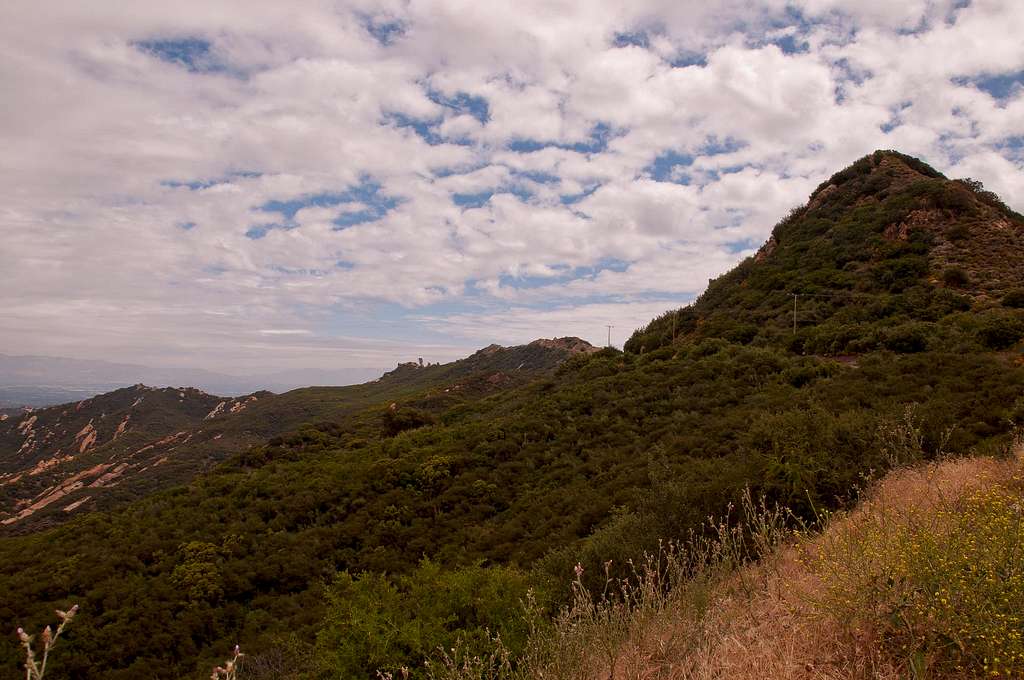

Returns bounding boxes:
[0,337,596,533]
[0,353,385,407]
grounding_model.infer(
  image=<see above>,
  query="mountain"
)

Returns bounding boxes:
[0,386,268,531]
[0,152,1021,680]
[0,338,594,533]
[627,150,1024,355]
[0,354,384,408]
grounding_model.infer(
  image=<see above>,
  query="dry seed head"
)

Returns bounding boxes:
[16,628,29,643]
[56,604,79,622]
[41,626,52,647]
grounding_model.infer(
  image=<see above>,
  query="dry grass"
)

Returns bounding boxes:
[599,445,1024,680]
[600,533,898,679]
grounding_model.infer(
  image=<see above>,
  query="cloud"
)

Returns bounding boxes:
[0,0,1022,373]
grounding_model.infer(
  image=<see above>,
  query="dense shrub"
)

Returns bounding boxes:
[1003,288,1024,308]
[941,266,970,288]
[946,222,971,241]
[314,561,540,679]
[382,407,436,436]
[974,312,1024,350]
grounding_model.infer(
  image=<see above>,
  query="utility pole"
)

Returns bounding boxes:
[606,325,613,348]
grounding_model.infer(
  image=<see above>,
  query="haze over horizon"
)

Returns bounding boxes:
[3,0,1024,375]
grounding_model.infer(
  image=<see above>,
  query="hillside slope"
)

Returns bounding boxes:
[0,386,264,529]
[627,150,1024,355]
[0,338,592,533]
[0,152,1021,680]
[566,446,1024,680]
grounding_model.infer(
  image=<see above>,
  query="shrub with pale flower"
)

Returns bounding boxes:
[16,604,78,680]
[211,645,244,680]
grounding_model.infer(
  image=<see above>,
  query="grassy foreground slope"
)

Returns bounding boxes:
[525,444,1024,680]
[0,152,1022,679]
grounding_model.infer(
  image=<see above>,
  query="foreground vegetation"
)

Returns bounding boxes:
[22,446,1024,679]
[429,441,1024,679]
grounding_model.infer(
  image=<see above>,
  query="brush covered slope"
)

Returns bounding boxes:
[0,386,268,531]
[627,150,1024,356]
[0,339,591,534]
[0,153,1022,679]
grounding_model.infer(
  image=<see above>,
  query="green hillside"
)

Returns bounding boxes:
[1,152,1023,679]
[626,150,1024,356]
[0,339,588,534]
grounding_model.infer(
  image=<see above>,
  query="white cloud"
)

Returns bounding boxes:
[1,0,1022,374]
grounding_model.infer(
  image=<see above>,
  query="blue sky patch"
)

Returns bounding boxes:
[573,257,630,278]
[647,151,695,182]
[493,257,631,292]
[613,31,650,49]
[452,191,494,208]
[383,112,444,145]
[384,89,490,145]
[669,53,708,68]
[429,90,490,124]
[726,238,759,254]
[646,138,746,184]
[162,170,260,191]
[994,136,1024,162]
[451,167,552,208]
[560,183,601,205]
[361,15,406,46]
[880,101,911,133]
[249,178,400,238]
[135,37,230,74]
[507,122,616,154]
[513,170,559,185]
[955,70,1024,102]
[245,224,280,240]
[770,33,809,55]
[759,7,812,54]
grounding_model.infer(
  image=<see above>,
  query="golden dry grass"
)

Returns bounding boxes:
[597,447,1024,680]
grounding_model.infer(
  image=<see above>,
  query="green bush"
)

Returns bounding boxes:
[946,223,971,241]
[382,407,436,437]
[941,266,970,288]
[974,312,1024,350]
[880,322,931,353]
[1003,289,1024,309]
[314,560,541,679]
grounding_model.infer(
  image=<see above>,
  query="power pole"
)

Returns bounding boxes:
[606,325,613,348]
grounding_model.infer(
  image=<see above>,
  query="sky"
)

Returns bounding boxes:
[2,0,1023,375]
